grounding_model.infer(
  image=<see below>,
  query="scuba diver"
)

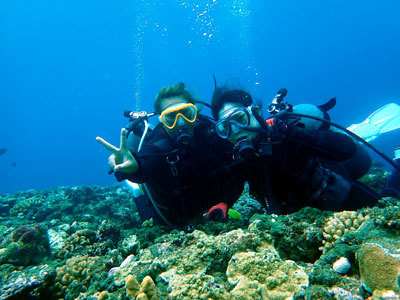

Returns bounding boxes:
[210,84,400,214]
[96,82,243,227]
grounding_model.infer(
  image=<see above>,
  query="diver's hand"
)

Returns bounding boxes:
[265,117,287,141]
[96,128,138,174]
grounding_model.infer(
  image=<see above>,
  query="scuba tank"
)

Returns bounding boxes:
[268,89,400,172]
[268,88,336,131]
[291,103,332,130]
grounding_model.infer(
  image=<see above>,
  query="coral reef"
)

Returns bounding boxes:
[53,255,108,299]
[137,275,159,300]
[0,264,54,299]
[249,207,326,262]
[232,182,265,221]
[0,224,50,266]
[356,242,400,293]
[126,274,140,297]
[320,210,370,252]
[226,250,309,300]
[371,197,400,230]
[10,195,44,217]
[359,167,390,194]
[0,168,399,299]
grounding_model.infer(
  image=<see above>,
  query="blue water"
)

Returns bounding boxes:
[1,0,400,194]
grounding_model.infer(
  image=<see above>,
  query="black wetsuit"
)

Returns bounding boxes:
[245,124,379,214]
[382,158,400,198]
[115,115,243,226]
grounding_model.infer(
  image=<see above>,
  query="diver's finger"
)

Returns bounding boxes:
[115,160,133,172]
[96,136,119,153]
[108,154,117,169]
[120,128,128,151]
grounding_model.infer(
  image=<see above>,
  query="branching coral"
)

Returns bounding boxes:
[54,255,106,299]
[320,211,370,252]
[10,196,44,217]
[125,274,159,300]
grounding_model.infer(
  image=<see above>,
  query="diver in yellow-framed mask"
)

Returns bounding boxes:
[97,82,244,228]
[159,102,198,146]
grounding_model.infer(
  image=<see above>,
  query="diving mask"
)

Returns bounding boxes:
[215,107,251,139]
[160,103,197,130]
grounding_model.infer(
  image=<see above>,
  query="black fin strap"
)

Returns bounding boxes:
[319,110,331,130]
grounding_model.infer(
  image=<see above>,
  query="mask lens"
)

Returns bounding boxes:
[215,107,250,139]
[230,110,249,126]
[180,105,196,120]
[216,120,230,138]
[162,111,178,127]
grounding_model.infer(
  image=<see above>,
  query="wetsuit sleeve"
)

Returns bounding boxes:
[286,127,357,161]
[114,144,168,183]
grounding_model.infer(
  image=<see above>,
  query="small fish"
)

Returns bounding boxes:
[0,148,7,156]
[10,162,16,167]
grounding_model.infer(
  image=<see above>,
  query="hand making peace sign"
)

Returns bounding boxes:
[96,128,138,174]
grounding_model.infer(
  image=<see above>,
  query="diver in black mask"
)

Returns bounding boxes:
[211,84,381,214]
[212,90,261,159]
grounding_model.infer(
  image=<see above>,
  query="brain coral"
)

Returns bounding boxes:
[356,242,400,294]
[226,250,309,300]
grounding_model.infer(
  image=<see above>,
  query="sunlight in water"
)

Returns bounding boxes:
[178,0,219,46]
[133,15,144,111]
[177,0,259,88]
[132,0,259,109]
[133,1,148,111]
[229,0,260,89]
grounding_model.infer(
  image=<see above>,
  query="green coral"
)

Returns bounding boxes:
[10,195,44,217]
[226,250,309,300]
[249,207,326,262]
[371,197,400,230]
[0,224,50,266]
[359,167,390,194]
[54,255,108,300]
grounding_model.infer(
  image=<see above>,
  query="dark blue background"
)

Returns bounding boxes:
[1,0,399,194]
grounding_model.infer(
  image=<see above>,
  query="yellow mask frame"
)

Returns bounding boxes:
[160,103,198,130]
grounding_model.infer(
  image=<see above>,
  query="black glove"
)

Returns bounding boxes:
[265,117,288,142]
